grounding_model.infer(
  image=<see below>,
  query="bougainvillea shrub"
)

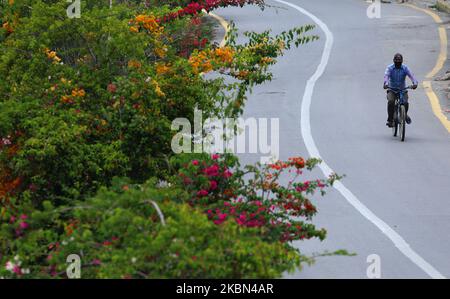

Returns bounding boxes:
[0,156,345,279]
[0,0,350,279]
[0,0,317,205]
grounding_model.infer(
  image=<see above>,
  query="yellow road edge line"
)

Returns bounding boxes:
[423,81,450,133]
[405,4,449,133]
[427,26,448,79]
[206,11,229,47]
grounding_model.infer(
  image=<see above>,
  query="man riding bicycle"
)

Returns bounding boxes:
[383,53,418,128]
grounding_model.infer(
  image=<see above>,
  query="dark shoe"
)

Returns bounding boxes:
[386,121,394,128]
[406,115,412,124]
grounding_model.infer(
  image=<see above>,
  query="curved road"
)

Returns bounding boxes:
[214,0,450,278]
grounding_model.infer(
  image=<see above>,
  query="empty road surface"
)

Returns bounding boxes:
[214,0,450,278]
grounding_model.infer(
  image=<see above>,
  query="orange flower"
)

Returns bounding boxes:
[61,95,73,104]
[44,48,62,64]
[156,63,170,75]
[135,15,146,23]
[130,14,163,36]
[154,46,167,59]
[128,59,142,69]
[71,88,86,97]
[260,57,274,65]
[2,22,13,34]
[189,51,213,74]
[214,47,234,64]
[236,70,249,80]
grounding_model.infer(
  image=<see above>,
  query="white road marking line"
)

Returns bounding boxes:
[273,0,445,279]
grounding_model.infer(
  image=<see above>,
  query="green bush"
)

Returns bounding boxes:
[0,178,307,279]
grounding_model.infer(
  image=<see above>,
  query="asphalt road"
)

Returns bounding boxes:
[214,0,450,278]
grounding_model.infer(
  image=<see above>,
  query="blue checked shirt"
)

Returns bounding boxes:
[384,64,418,90]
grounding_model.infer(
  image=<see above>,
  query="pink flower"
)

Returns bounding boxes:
[211,154,220,160]
[92,259,101,266]
[213,212,228,225]
[9,216,16,223]
[5,261,14,271]
[2,138,12,145]
[20,214,28,220]
[239,213,247,222]
[197,190,209,197]
[12,265,22,275]
[192,160,199,166]
[19,222,29,230]
[203,164,220,177]
[209,180,218,191]
[223,169,233,178]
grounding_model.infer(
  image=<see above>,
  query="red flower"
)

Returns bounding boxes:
[107,83,117,93]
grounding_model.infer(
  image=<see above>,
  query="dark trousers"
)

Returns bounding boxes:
[387,90,409,122]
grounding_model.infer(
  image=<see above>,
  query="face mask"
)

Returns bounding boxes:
[394,56,403,68]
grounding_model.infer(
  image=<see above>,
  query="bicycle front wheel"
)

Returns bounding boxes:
[400,105,406,142]
[392,111,398,137]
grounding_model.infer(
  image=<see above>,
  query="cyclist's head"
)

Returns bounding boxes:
[393,53,403,68]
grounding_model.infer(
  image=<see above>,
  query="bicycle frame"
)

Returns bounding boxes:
[387,86,410,105]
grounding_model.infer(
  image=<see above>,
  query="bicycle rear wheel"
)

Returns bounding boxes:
[400,105,406,142]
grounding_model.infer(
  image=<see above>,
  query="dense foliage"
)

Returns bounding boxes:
[0,0,347,278]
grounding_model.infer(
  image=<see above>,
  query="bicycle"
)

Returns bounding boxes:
[387,85,413,142]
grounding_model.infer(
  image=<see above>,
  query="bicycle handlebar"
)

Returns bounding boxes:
[386,85,414,92]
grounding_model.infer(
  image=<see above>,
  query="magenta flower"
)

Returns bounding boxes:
[12,265,22,275]
[19,222,29,230]
[211,154,220,160]
[192,160,199,166]
[92,259,101,266]
[213,213,228,225]
[209,180,218,191]
[223,169,233,178]
[203,164,220,177]
[197,190,209,197]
